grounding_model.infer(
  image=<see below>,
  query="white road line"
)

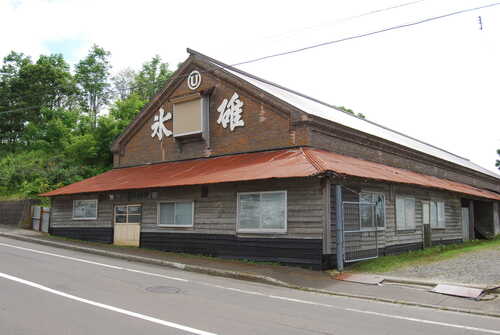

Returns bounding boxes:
[0,242,188,282]
[0,271,217,335]
[344,308,500,335]
[2,241,500,334]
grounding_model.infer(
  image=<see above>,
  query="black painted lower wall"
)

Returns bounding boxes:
[49,227,113,244]
[141,232,323,270]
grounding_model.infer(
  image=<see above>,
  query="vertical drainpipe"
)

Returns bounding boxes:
[335,184,344,272]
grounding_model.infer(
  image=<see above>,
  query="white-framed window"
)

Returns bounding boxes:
[157,201,194,227]
[430,200,446,229]
[396,196,416,230]
[115,204,142,224]
[359,192,385,229]
[72,199,98,220]
[237,191,287,233]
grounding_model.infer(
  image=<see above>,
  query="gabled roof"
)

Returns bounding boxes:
[41,147,500,200]
[187,49,500,180]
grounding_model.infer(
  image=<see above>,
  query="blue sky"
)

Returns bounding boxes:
[43,38,85,64]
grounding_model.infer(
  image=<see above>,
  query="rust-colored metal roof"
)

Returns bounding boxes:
[41,147,500,200]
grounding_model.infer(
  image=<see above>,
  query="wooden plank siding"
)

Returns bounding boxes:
[329,179,464,256]
[50,177,324,239]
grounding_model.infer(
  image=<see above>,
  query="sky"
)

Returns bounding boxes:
[1,0,499,174]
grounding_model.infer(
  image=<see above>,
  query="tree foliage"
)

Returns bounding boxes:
[0,46,162,200]
[496,149,500,170]
[75,45,112,128]
[336,105,366,119]
[133,55,173,100]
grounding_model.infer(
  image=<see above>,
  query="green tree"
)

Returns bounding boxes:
[112,68,136,100]
[109,93,147,129]
[75,45,112,128]
[496,149,499,170]
[133,55,173,100]
[0,52,77,149]
[336,105,365,119]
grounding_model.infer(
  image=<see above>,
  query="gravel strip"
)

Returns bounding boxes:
[385,246,500,286]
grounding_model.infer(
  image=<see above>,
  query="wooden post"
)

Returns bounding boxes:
[322,178,332,255]
[469,200,475,240]
[335,185,344,272]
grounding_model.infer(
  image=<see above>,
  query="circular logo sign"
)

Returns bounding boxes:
[187,70,201,90]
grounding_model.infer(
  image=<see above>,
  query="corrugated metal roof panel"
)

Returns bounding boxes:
[41,147,500,200]
[200,56,500,180]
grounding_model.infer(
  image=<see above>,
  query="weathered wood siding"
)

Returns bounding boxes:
[329,179,464,255]
[50,177,324,239]
[51,193,113,228]
[311,124,499,193]
[139,178,324,239]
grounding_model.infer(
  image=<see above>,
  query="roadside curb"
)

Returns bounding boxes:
[382,275,500,293]
[0,232,291,287]
[1,232,499,319]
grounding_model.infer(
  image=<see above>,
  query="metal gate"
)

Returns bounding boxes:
[342,201,379,263]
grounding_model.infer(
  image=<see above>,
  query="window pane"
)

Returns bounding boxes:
[360,203,373,229]
[127,214,141,223]
[128,205,141,215]
[422,202,430,225]
[175,202,193,226]
[159,203,175,225]
[359,193,372,203]
[430,201,438,228]
[404,199,415,229]
[115,206,126,215]
[396,197,405,229]
[115,215,126,223]
[239,194,260,229]
[74,200,96,219]
[437,202,445,228]
[261,192,285,229]
[74,202,85,218]
[375,194,385,228]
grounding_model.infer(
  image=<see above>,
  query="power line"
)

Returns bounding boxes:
[232,2,500,67]
[259,0,427,42]
[2,2,499,117]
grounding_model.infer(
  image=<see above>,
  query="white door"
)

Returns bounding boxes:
[462,207,470,241]
[114,204,142,246]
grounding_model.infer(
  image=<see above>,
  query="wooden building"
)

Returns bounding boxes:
[42,49,500,270]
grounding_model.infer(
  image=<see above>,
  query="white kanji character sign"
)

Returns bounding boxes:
[151,108,172,140]
[217,92,245,131]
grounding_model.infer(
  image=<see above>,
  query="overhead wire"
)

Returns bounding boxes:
[257,0,427,42]
[232,2,500,66]
[1,2,499,116]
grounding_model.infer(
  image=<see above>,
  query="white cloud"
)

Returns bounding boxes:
[1,0,499,172]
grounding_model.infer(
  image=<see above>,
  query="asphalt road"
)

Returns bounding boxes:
[0,236,499,335]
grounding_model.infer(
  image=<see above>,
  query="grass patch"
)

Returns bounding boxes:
[348,236,500,273]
